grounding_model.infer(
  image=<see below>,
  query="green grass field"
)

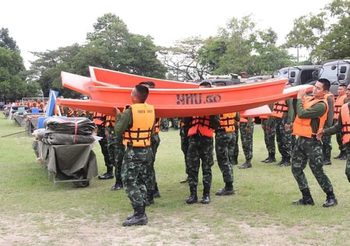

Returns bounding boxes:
[1,113,350,245]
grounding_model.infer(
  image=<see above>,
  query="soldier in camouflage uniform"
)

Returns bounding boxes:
[320,84,350,183]
[333,84,348,160]
[270,97,294,166]
[138,81,161,201]
[169,117,179,130]
[322,90,334,165]
[215,112,237,196]
[260,115,276,163]
[93,112,114,180]
[114,85,155,226]
[231,119,240,165]
[238,117,254,169]
[105,115,125,191]
[291,79,337,208]
[185,81,220,205]
[149,118,161,200]
[160,118,169,131]
[179,118,190,183]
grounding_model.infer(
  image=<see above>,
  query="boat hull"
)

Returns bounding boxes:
[89,66,199,88]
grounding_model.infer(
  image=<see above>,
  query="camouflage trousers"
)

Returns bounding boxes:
[274,118,292,160]
[261,118,276,155]
[322,134,332,162]
[187,134,214,189]
[98,125,112,169]
[232,127,239,162]
[180,127,189,175]
[121,146,153,208]
[345,144,350,181]
[215,131,235,183]
[108,136,125,184]
[239,121,254,161]
[160,118,169,131]
[291,137,334,193]
[149,134,161,190]
[334,120,345,152]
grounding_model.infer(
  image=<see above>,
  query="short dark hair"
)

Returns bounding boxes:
[199,81,212,87]
[318,78,330,91]
[138,81,155,88]
[135,84,149,102]
[339,83,347,88]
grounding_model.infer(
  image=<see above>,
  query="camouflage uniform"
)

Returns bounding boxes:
[322,93,334,164]
[292,97,336,205]
[261,117,276,161]
[115,107,154,212]
[215,130,235,183]
[93,113,113,177]
[121,147,153,208]
[179,118,190,179]
[169,118,179,130]
[324,103,350,182]
[239,118,254,164]
[160,118,169,131]
[107,127,125,188]
[185,115,220,204]
[271,99,294,165]
[231,121,239,165]
[149,119,161,197]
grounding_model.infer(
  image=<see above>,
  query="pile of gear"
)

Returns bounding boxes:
[35,117,96,145]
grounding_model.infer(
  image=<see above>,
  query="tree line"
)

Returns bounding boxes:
[0,0,349,101]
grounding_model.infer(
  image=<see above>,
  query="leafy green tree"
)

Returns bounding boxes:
[0,47,39,102]
[199,16,292,76]
[159,37,209,81]
[0,28,19,51]
[285,0,350,62]
[86,13,166,78]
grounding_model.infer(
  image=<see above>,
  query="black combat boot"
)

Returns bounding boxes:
[186,186,198,204]
[98,166,114,180]
[292,188,315,205]
[201,186,211,204]
[153,182,161,198]
[264,153,276,163]
[280,157,291,167]
[334,151,344,159]
[323,191,338,208]
[123,205,148,226]
[215,182,234,196]
[339,150,347,160]
[110,182,123,191]
[238,160,252,169]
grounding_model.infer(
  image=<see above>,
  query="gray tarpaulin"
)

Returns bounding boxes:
[38,141,98,181]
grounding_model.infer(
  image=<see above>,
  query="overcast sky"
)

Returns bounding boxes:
[1,0,331,67]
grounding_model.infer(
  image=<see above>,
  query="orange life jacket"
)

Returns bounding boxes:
[218,113,235,133]
[93,112,106,126]
[271,100,288,118]
[240,117,254,123]
[292,98,328,138]
[123,103,155,147]
[340,103,350,144]
[105,115,116,127]
[188,116,214,137]
[334,94,347,120]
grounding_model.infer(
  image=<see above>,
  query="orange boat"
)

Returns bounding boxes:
[57,72,313,117]
[89,66,199,89]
